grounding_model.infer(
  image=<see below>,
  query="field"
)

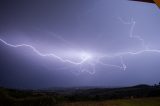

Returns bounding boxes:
[0,85,160,106]
[59,97,160,106]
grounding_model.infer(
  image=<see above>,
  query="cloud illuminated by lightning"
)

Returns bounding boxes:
[0,38,92,65]
[98,18,160,71]
[0,18,160,74]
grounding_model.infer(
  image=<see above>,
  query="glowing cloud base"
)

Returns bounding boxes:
[0,18,160,74]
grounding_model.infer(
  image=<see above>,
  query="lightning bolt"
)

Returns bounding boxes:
[0,38,90,65]
[98,18,160,71]
[0,18,160,74]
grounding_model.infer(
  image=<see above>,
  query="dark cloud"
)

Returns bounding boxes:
[0,0,160,89]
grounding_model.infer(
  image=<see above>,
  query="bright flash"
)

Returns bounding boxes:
[80,52,93,60]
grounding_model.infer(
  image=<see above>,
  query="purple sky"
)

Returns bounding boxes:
[0,0,160,89]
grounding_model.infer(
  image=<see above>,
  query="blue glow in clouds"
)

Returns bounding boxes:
[1,18,160,75]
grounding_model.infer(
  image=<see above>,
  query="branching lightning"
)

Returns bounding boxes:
[0,38,91,65]
[0,18,160,74]
[98,18,160,71]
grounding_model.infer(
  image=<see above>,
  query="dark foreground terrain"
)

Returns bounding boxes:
[0,84,160,106]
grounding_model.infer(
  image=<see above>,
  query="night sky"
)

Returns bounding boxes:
[0,0,160,89]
